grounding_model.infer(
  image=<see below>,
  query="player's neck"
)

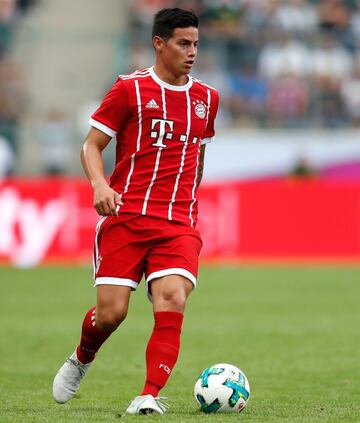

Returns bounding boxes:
[152,63,189,87]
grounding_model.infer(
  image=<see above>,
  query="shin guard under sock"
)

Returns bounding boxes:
[76,307,112,364]
[141,311,184,397]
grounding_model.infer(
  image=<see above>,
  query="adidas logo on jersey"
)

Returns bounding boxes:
[146,99,159,109]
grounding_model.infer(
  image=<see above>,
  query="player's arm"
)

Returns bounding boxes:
[197,145,206,188]
[81,127,120,216]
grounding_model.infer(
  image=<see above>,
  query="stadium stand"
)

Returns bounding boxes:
[2,0,360,175]
[129,0,360,129]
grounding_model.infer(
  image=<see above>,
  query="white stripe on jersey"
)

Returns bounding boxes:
[119,79,143,207]
[162,85,167,120]
[168,90,191,221]
[192,77,217,91]
[142,86,167,215]
[121,72,150,81]
[121,69,150,80]
[93,216,107,280]
[189,89,211,226]
[189,143,201,227]
[205,88,211,127]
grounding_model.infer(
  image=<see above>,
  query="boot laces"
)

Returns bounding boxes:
[154,396,169,412]
[66,357,87,377]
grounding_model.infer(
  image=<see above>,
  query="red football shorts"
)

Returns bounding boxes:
[93,213,203,300]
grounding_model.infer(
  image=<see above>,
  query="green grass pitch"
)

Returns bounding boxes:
[1,265,359,422]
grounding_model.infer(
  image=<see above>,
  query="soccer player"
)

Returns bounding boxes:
[52,7,219,415]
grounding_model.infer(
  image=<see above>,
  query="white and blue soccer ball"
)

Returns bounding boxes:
[194,363,250,413]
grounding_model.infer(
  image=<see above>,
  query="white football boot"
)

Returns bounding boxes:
[126,395,169,415]
[52,351,92,403]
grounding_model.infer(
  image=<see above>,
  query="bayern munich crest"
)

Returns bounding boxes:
[193,100,207,119]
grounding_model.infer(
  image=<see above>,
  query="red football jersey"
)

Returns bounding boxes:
[90,67,219,227]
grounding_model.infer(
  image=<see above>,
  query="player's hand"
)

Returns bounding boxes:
[93,183,121,216]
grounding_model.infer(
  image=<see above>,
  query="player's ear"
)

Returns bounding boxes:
[153,36,165,52]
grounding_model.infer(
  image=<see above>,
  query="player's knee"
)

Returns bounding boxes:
[96,307,127,331]
[157,286,188,312]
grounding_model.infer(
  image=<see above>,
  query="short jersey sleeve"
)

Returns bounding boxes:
[89,77,128,138]
[201,89,219,145]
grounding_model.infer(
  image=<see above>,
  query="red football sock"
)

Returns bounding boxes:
[141,311,184,397]
[76,307,112,364]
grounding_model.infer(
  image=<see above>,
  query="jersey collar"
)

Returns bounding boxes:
[149,66,193,91]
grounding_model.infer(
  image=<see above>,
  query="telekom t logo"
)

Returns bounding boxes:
[151,118,174,148]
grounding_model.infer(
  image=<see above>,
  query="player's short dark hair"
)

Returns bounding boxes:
[152,8,198,40]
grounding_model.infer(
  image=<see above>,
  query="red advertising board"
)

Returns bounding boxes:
[198,179,360,262]
[0,178,359,266]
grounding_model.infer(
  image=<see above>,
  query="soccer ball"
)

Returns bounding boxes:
[194,363,250,413]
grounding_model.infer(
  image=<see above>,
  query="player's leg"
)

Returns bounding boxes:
[145,275,193,389]
[143,275,192,393]
[77,285,132,363]
[126,227,201,415]
[53,285,131,404]
[53,214,145,404]
[126,275,192,415]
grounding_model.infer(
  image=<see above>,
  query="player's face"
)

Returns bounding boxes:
[157,27,199,77]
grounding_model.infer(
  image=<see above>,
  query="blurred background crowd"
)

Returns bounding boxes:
[130,0,360,130]
[1,0,360,177]
[0,0,35,175]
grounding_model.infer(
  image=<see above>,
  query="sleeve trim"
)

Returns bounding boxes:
[201,136,214,145]
[89,118,117,138]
